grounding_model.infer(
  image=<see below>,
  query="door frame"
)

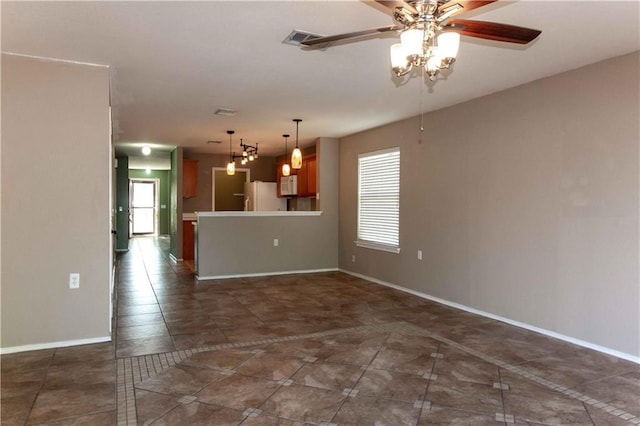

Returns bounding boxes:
[129,178,160,236]
[211,167,250,211]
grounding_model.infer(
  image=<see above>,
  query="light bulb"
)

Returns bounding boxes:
[282,163,290,177]
[242,150,248,157]
[141,145,151,156]
[226,161,235,175]
[249,154,254,161]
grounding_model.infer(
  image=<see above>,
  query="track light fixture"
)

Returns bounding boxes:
[240,139,258,163]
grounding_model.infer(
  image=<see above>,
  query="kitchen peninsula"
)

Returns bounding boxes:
[194,138,340,280]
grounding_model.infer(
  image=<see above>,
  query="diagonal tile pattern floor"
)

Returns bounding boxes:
[1,236,639,425]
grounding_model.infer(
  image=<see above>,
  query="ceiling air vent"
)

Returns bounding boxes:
[283,29,324,46]
[215,108,238,117]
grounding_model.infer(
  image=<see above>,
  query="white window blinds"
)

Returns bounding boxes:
[357,147,400,253]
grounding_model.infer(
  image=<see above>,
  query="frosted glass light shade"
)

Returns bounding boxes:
[390,43,408,70]
[437,32,460,60]
[141,145,151,155]
[424,48,442,72]
[226,161,235,175]
[400,28,423,57]
[282,163,291,177]
[291,148,302,169]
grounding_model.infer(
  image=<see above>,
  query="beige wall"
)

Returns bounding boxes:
[339,52,639,358]
[1,54,112,350]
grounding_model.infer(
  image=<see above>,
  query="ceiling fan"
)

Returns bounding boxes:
[301,0,541,80]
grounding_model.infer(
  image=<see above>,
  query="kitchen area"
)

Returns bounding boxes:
[181,137,339,279]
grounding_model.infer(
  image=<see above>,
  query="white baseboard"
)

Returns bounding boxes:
[1,336,112,355]
[197,268,339,281]
[340,269,640,364]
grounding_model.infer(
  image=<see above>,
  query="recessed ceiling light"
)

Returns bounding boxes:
[215,108,238,117]
[141,145,151,155]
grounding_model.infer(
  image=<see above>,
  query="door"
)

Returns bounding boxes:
[212,168,250,211]
[130,180,157,235]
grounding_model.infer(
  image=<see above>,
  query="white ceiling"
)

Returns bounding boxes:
[3,1,639,158]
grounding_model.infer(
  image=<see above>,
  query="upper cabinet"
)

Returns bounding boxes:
[276,154,316,198]
[183,159,198,198]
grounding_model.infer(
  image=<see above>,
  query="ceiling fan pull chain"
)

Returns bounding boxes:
[420,66,425,134]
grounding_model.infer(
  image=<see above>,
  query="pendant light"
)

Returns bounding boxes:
[226,130,235,176]
[291,118,303,170]
[281,134,291,177]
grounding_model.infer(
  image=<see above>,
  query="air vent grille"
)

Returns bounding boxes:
[283,29,324,46]
[215,108,238,117]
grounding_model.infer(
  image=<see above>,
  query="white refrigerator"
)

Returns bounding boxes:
[244,181,286,211]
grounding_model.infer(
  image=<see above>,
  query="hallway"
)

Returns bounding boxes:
[1,236,638,425]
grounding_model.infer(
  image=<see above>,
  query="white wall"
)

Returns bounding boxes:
[339,52,639,359]
[1,54,112,351]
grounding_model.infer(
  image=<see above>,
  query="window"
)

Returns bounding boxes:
[356,147,400,253]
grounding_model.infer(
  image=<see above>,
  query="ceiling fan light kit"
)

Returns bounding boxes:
[301,0,541,83]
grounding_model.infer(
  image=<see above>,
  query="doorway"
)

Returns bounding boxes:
[130,179,158,235]
[212,168,250,211]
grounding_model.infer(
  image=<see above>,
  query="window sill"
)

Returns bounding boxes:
[355,240,400,254]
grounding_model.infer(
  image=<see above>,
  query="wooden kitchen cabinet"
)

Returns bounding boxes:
[183,159,198,198]
[183,220,194,261]
[276,154,317,198]
[297,154,316,197]
[306,155,317,196]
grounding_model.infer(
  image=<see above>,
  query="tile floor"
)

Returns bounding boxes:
[2,236,639,425]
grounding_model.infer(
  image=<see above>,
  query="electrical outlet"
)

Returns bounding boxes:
[352,255,356,263]
[417,250,423,260]
[69,273,80,289]
[273,239,279,247]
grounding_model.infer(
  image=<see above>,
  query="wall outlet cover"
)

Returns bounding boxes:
[69,273,80,289]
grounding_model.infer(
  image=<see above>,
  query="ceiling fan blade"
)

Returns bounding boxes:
[375,1,418,16]
[301,25,400,47]
[437,0,496,20]
[444,19,541,44]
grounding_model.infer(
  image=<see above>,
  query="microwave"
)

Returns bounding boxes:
[280,175,297,196]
